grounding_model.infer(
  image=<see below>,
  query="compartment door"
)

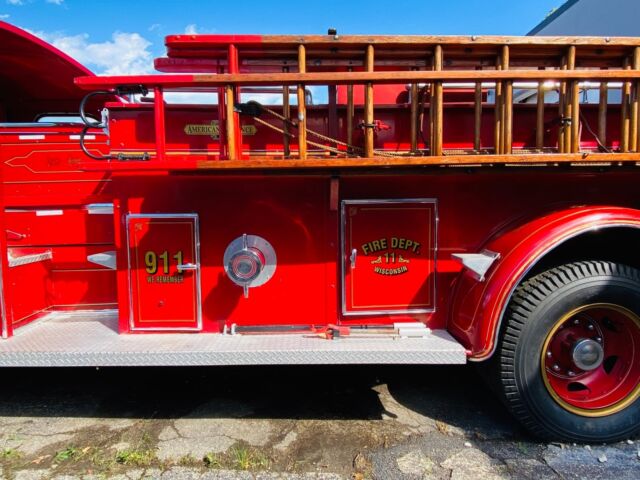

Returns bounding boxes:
[342,200,436,316]
[127,214,201,331]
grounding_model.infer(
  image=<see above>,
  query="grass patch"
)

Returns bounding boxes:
[231,445,270,470]
[1,448,22,461]
[54,446,80,463]
[177,454,197,466]
[115,448,157,467]
[203,452,222,468]
[89,448,116,472]
[203,445,270,471]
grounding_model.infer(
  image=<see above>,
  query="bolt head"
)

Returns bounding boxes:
[553,364,561,372]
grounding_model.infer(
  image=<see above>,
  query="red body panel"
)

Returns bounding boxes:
[1,126,115,333]
[0,20,93,121]
[449,206,640,359]
[105,171,640,340]
[115,175,336,332]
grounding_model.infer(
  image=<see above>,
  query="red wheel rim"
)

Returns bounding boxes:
[541,303,640,417]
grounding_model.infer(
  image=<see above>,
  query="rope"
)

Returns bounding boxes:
[252,116,345,156]
[579,110,611,153]
[247,100,410,158]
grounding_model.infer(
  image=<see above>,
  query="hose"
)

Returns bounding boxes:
[78,88,150,161]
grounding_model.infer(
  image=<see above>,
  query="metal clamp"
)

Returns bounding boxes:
[350,248,358,269]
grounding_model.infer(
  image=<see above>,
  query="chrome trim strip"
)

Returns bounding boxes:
[18,135,45,140]
[35,209,63,217]
[471,222,640,362]
[87,251,117,270]
[340,198,438,317]
[8,251,53,268]
[126,213,202,332]
[1,255,7,339]
[85,203,114,215]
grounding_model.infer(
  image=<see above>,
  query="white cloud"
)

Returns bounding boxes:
[45,0,64,4]
[148,23,161,32]
[35,30,154,75]
[0,13,9,18]
[6,0,24,5]
[184,24,216,35]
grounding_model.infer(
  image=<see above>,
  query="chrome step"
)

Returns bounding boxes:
[0,311,467,366]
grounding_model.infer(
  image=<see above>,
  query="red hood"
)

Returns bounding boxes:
[0,21,94,121]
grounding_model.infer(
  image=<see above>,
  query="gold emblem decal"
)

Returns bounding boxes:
[184,121,257,139]
[361,237,421,276]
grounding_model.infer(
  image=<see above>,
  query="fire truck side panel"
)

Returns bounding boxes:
[1,127,115,332]
[0,128,111,205]
[114,175,335,332]
[107,170,640,334]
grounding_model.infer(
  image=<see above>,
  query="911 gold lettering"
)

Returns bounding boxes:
[158,251,169,275]
[144,250,185,275]
[174,251,184,274]
[144,251,157,274]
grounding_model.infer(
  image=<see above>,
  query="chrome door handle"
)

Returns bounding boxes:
[350,249,357,269]
[177,263,198,271]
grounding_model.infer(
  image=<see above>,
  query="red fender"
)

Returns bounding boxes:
[449,206,640,361]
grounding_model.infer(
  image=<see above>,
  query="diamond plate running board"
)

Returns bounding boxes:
[0,311,467,367]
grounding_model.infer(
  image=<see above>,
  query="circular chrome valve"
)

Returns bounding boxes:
[228,248,265,284]
[223,234,276,297]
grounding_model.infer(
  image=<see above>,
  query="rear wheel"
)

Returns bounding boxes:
[496,261,640,442]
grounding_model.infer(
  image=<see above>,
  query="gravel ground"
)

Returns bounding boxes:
[0,365,637,479]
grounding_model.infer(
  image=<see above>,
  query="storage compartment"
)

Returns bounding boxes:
[126,214,201,331]
[341,199,437,316]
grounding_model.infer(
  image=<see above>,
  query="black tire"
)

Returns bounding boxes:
[492,260,640,442]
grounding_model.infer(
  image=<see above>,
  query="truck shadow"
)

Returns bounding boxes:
[0,365,525,439]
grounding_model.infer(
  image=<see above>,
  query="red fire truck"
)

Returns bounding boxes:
[1,21,640,442]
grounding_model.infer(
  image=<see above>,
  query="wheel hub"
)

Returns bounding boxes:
[571,338,604,371]
[542,303,640,416]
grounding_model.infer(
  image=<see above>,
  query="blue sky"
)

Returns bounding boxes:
[1,0,565,74]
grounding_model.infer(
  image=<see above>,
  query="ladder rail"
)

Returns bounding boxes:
[75,36,640,165]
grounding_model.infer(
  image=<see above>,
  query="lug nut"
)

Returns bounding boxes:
[587,324,595,331]
[568,370,576,377]
[553,364,561,372]
[546,351,553,358]
[573,319,580,325]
